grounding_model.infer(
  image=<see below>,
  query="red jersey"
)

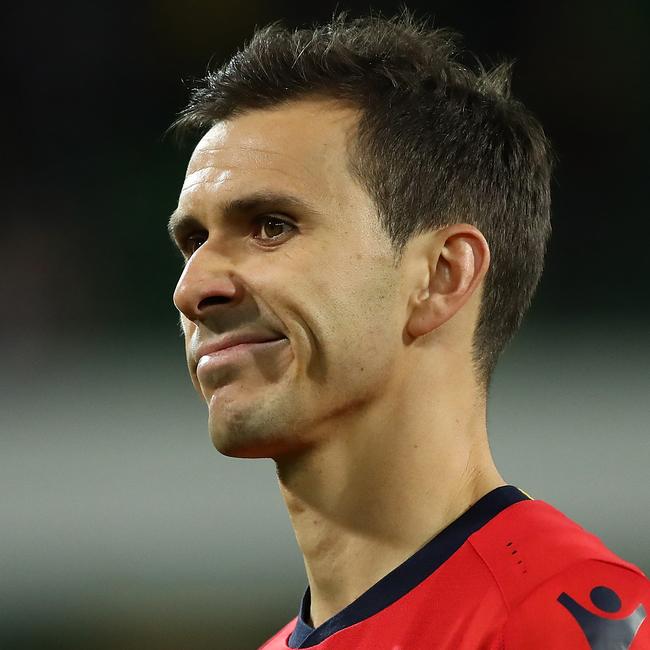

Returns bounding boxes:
[259,486,650,649]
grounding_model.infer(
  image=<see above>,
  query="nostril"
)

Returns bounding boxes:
[198,295,231,310]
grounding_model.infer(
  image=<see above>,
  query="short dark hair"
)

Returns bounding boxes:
[172,11,553,390]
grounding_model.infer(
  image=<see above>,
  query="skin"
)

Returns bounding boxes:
[171,98,505,627]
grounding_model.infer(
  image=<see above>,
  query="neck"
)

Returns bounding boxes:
[275,374,505,628]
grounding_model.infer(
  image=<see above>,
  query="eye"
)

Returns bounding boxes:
[182,231,207,256]
[253,215,296,244]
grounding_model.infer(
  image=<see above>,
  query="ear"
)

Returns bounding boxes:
[406,224,490,339]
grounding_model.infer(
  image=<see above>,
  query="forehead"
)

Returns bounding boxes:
[180,99,364,209]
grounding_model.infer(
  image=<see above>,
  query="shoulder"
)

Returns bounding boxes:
[470,498,650,647]
[470,498,643,603]
[502,558,650,648]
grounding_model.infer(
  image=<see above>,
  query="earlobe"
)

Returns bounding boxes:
[406,225,489,340]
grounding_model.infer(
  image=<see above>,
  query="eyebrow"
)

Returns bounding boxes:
[167,190,321,246]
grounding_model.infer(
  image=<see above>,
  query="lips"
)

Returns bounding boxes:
[194,337,289,385]
[194,332,287,367]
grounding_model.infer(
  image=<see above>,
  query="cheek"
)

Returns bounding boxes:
[176,317,204,397]
[326,270,402,379]
[322,320,399,411]
[180,315,195,342]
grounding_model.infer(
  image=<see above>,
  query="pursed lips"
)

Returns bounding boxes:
[193,333,288,370]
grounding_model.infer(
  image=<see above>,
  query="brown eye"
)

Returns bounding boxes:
[254,216,295,243]
[186,232,207,254]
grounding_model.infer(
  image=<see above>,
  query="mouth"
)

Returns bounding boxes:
[195,337,289,378]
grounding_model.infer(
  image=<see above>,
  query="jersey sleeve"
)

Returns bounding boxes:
[502,559,650,649]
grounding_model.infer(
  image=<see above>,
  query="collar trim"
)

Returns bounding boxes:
[288,485,531,648]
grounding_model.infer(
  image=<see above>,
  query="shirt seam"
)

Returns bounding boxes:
[468,537,512,614]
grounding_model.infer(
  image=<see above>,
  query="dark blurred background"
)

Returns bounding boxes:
[1,1,648,648]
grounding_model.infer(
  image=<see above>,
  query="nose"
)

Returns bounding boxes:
[172,247,240,323]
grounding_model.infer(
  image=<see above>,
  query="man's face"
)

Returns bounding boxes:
[171,99,406,458]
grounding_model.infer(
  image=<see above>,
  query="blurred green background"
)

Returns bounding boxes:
[2,1,648,648]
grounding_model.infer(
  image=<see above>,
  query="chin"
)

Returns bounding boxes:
[212,439,270,459]
[209,425,307,460]
[207,403,258,455]
[206,387,297,457]
[209,424,273,459]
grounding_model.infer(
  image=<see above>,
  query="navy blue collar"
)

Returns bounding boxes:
[288,485,530,648]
